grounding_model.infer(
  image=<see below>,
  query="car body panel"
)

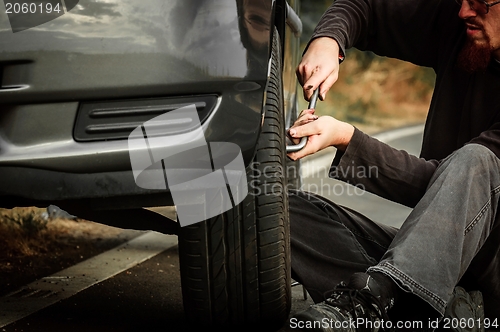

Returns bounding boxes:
[0,0,261,100]
[0,0,302,208]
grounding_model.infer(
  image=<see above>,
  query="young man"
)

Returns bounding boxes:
[287,0,500,329]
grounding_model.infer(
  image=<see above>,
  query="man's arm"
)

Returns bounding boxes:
[312,0,449,62]
[331,129,439,208]
[288,114,500,207]
[298,0,458,100]
[287,115,437,208]
[332,121,500,207]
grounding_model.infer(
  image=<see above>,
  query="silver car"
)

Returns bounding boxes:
[0,0,302,328]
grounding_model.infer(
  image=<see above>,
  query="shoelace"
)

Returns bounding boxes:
[323,284,394,332]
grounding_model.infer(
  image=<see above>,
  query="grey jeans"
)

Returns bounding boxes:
[290,143,500,321]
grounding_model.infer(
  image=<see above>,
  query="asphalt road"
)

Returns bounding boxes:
[0,125,424,332]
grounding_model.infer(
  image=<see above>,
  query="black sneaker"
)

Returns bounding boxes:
[439,287,485,332]
[291,272,394,331]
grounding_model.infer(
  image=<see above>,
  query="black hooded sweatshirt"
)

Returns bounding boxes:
[312,0,500,207]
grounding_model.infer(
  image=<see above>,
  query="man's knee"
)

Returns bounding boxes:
[455,143,496,160]
[426,144,500,191]
[441,144,500,174]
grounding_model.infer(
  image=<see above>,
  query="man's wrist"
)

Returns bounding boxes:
[334,123,355,152]
[309,37,344,63]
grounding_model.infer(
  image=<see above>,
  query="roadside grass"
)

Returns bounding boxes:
[0,208,52,259]
[0,207,133,296]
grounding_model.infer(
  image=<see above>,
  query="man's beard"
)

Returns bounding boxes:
[457,35,493,73]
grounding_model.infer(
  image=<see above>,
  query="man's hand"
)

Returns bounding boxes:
[296,37,342,101]
[287,112,354,161]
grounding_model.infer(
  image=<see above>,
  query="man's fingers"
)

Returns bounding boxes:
[298,108,315,115]
[288,112,317,144]
[294,118,317,128]
[297,109,316,120]
[296,62,315,86]
[302,74,325,101]
[287,137,318,161]
[297,67,319,100]
[287,144,308,160]
[318,72,339,101]
[300,59,339,101]
[288,121,318,139]
[287,115,340,160]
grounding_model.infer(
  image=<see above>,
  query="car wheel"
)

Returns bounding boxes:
[178,29,291,330]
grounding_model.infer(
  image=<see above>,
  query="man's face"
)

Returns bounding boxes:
[457,0,500,71]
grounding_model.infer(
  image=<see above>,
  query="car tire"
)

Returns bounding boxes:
[178,29,291,330]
